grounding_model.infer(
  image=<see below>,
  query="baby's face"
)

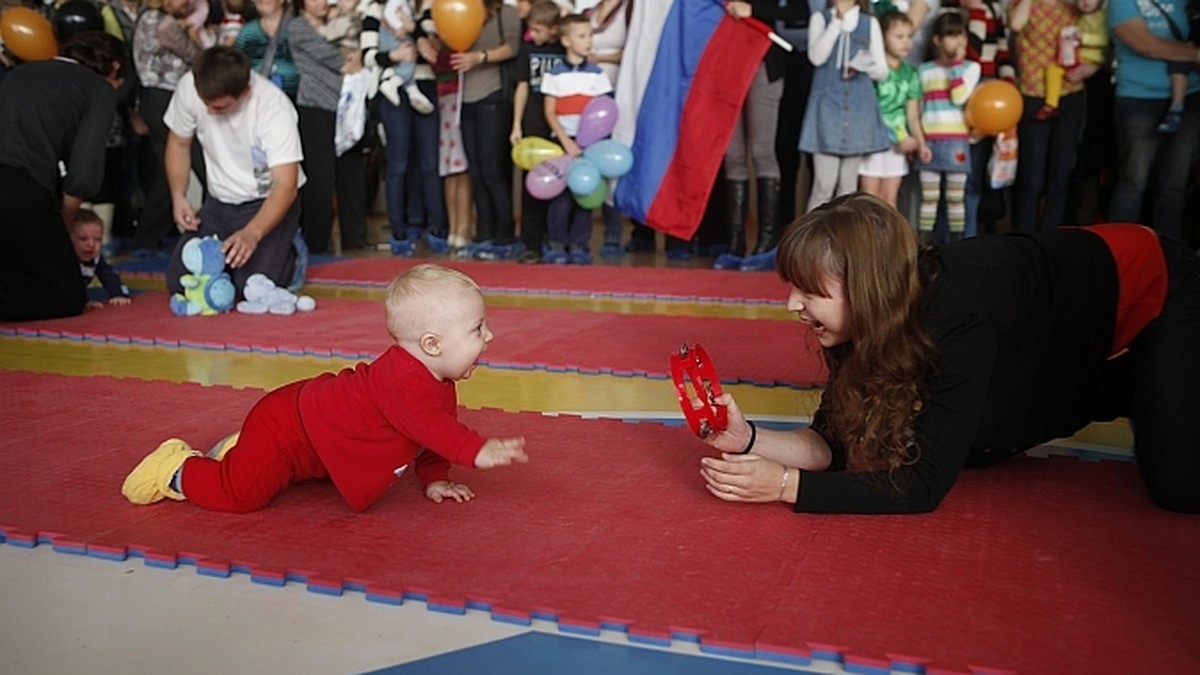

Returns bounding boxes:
[431,287,493,381]
[1076,0,1101,13]
[70,222,103,262]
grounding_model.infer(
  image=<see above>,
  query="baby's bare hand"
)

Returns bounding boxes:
[425,480,475,503]
[475,437,529,469]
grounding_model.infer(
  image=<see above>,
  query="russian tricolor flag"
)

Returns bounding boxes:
[613,1,772,240]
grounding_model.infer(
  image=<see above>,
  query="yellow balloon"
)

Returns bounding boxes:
[432,0,486,53]
[511,136,564,171]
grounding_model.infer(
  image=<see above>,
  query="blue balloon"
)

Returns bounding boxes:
[583,140,634,178]
[566,157,601,196]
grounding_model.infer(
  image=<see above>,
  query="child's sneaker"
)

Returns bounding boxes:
[712,252,743,270]
[425,230,451,253]
[738,248,777,272]
[600,242,623,258]
[567,245,592,265]
[405,83,435,115]
[1034,104,1059,121]
[379,77,402,107]
[665,246,692,261]
[389,235,415,256]
[543,242,568,264]
[518,248,543,264]
[476,240,525,260]
[121,438,200,504]
[461,239,493,258]
[1157,109,1183,134]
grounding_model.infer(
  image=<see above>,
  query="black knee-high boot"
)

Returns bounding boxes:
[751,177,781,254]
[740,177,782,271]
[712,180,748,269]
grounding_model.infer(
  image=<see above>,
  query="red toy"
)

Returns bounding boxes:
[670,342,728,438]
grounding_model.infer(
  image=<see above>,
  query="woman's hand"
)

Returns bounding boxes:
[416,36,440,64]
[701,453,793,503]
[450,50,486,72]
[698,393,753,455]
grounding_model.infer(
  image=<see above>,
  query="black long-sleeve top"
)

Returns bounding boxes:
[80,255,130,299]
[745,0,809,81]
[798,229,1141,514]
[0,58,117,199]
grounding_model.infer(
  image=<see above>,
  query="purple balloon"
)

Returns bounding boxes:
[525,155,573,200]
[575,96,618,148]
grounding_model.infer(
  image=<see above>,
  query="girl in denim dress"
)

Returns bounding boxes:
[799,0,891,212]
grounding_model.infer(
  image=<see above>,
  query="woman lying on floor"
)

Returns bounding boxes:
[697,192,1200,514]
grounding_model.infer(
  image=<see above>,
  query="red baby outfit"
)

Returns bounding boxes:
[181,346,486,513]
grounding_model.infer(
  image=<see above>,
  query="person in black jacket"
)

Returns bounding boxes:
[697,192,1200,515]
[0,31,127,321]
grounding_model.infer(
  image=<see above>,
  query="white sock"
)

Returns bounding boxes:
[379,78,401,107]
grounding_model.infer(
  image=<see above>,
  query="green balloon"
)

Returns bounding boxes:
[573,180,607,210]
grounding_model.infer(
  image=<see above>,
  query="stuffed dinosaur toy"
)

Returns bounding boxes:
[237,273,317,316]
[169,235,236,316]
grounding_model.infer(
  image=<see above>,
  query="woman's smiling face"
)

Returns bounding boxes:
[787,275,852,347]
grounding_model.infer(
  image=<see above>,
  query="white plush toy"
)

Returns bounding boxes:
[237,273,317,315]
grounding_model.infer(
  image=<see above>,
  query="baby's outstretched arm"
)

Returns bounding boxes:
[425,480,475,503]
[475,437,528,468]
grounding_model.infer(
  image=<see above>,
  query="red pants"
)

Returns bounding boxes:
[180,381,328,513]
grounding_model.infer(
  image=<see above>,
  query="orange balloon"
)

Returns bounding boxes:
[965,80,1024,136]
[432,0,486,53]
[1,7,58,62]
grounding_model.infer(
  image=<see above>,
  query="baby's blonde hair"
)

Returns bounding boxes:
[385,264,481,342]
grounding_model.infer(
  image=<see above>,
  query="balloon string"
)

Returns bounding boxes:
[456,71,464,127]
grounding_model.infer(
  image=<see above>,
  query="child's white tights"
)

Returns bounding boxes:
[808,153,862,213]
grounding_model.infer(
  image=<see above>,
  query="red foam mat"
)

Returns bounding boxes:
[305,257,792,304]
[3,372,1196,674]
[0,292,826,388]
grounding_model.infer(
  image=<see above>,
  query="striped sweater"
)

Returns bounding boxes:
[918,59,980,140]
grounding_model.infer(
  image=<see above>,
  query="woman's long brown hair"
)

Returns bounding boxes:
[775,193,935,471]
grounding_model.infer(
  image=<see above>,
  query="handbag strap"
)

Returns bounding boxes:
[1145,0,1185,42]
[495,7,504,54]
[260,14,293,77]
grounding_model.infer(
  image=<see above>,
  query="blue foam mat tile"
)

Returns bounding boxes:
[364,588,404,606]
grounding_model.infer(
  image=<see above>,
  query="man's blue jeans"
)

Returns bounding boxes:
[1109,92,1200,239]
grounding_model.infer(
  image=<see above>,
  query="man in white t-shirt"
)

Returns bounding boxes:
[163,46,307,298]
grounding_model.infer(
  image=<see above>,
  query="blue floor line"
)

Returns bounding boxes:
[365,632,816,675]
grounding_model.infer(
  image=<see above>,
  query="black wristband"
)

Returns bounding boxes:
[738,420,757,454]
